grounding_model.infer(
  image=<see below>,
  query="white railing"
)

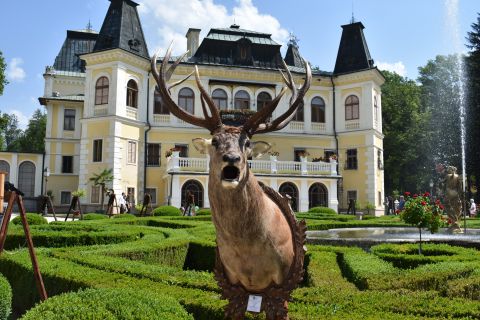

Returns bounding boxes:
[166,153,337,176]
[288,121,304,132]
[345,120,360,130]
[153,114,170,123]
[94,105,108,116]
[311,122,326,132]
[126,106,138,120]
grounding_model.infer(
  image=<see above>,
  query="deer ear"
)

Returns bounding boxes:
[192,138,211,154]
[251,141,271,159]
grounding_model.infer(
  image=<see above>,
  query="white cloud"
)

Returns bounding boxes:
[10,109,30,130]
[138,0,289,55]
[376,61,407,77]
[6,58,26,82]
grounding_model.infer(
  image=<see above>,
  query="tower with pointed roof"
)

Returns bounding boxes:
[334,22,374,74]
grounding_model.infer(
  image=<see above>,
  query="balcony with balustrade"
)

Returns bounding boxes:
[166,152,338,177]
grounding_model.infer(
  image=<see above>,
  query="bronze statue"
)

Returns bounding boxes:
[443,165,463,233]
[152,44,311,320]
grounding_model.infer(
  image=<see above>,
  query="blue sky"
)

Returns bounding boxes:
[0,0,478,128]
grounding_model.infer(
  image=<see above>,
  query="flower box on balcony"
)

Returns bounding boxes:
[220,109,256,127]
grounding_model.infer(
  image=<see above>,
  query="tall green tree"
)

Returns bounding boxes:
[17,109,46,153]
[0,50,7,95]
[89,168,114,211]
[0,112,22,151]
[381,70,428,195]
[418,55,464,173]
[465,13,480,202]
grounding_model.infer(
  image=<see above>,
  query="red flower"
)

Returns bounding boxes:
[421,201,427,206]
[435,199,441,205]
[395,209,400,214]
[439,204,444,210]
[423,192,430,197]
[404,192,411,197]
[448,218,452,224]
[413,194,418,198]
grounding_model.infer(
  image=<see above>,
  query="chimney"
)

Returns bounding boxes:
[186,28,201,58]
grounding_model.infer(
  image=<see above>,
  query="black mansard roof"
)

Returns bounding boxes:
[189,25,283,69]
[53,30,97,73]
[93,0,149,59]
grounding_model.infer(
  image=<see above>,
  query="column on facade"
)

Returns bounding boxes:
[170,174,181,207]
[328,179,339,213]
[299,179,309,212]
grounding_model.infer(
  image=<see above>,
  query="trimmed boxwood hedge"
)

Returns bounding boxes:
[152,205,182,216]
[21,288,193,320]
[3,215,480,319]
[195,208,211,216]
[11,213,48,226]
[82,213,109,220]
[0,274,11,320]
[307,206,337,215]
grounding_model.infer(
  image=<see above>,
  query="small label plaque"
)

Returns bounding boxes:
[246,295,262,313]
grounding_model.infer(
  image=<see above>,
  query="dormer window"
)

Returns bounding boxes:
[235,38,252,65]
[126,80,138,108]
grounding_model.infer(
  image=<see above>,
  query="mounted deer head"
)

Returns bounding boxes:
[151,44,311,190]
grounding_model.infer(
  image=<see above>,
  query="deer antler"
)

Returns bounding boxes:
[243,58,311,136]
[151,43,222,133]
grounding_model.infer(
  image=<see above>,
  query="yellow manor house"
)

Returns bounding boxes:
[0,0,385,215]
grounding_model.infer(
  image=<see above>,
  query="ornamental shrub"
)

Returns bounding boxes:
[21,288,193,320]
[307,206,337,215]
[195,208,211,216]
[11,213,48,226]
[152,205,182,216]
[0,274,11,320]
[82,213,109,220]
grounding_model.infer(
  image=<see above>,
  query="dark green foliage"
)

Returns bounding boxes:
[21,288,193,320]
[0,51,6,95]
[152,205,182,216]
[195,208,211,216]
[307,206,337,215]
[0,274,11,320]
[381,70,428,195]
[465,13,480,203]
[82,213,109,220]
[183,241,216,272]
[10,213,48,226]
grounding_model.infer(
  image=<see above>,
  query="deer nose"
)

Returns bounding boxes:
[223,154,240,163]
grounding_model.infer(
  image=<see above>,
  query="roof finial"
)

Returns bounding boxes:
[86,19,93,32]
[350,0,355,24]
[288,32,299,48]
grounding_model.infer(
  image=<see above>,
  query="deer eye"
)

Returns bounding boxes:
[245,140,251,148]
[211,139,219,148]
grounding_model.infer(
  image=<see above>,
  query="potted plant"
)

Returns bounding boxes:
[165,147,181,158]
[268,151,279,161]
[298,150,310,162]
[329,154,338,162]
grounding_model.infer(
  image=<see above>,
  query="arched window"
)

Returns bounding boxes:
[126,80,138,108]
[154,88,169,114]
[309,183,328,209]
[181,180,203,208]
[293,101,304,122]
[279,182,298,212]
[95,77,109,105]
[256,92,272,111]
[345,95,359,120]
[311,97,325,123]
[234,90,250,110]
[212,89,228,110]
[18,161,35,197]
[178,88,195,114]
[0,160,10,181]
[374,96,378,123]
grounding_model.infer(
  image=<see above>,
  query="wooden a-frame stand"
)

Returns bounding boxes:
[0,191,48,301]
[138,193,152,217]
[106,193,118,218]
[64,196,83,221]
[38,195,57,221]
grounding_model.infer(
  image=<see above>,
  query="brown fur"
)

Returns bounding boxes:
[207,128,294,291]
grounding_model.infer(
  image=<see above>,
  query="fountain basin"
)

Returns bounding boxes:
[307,227,480,249]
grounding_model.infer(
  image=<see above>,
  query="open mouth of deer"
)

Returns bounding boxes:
[222,165,240,183]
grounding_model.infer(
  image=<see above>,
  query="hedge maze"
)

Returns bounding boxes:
[1,214,480,319]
